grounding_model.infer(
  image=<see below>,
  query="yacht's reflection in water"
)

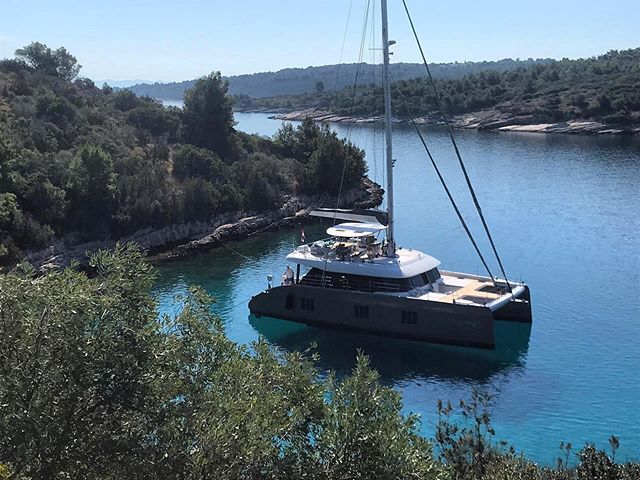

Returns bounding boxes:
[250,315,532,384]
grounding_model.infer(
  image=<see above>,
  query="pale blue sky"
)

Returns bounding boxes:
[1,0,638,82]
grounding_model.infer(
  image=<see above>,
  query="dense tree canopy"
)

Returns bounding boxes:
[0,43,367,264]
[182,72,234,156]
[14,41,81,81]
[274,119,367,195]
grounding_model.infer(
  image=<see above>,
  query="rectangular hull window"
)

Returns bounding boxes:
[354,304,369,319]
[401,311,418,325]
[301,298,315,311]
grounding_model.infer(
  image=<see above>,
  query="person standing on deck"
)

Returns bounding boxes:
[282,265,295,285]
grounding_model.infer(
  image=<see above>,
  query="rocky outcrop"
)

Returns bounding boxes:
[263,108,639,135]
[452,111,635,135]
[163,177,383,259]
[24,178,383,272]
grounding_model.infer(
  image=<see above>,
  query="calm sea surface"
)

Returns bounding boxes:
[154,111,640,464]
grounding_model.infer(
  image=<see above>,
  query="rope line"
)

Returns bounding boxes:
[401,0,512,291]
[334,0,371,213]
[214,237,253,262]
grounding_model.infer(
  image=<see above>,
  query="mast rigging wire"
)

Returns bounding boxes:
[333,0,371,212]
[321,0,372,284]
[401,0,512,291]
[396,89,499,286]
[330,0,354,102]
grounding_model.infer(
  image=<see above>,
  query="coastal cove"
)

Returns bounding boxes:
[155,111,640,465]
[3,2,639,475]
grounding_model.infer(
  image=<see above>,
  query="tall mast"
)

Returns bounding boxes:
[381,0,395,257]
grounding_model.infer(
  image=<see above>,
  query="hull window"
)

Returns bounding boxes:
[285,295,295,310]
[301,297,315,311]
[354,304,369,319]
[401,311,418,325]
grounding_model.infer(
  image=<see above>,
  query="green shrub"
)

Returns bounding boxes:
[0,245,442,479]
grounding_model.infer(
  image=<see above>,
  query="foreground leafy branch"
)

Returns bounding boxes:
[433,389,639,480]
[0,244,437,479]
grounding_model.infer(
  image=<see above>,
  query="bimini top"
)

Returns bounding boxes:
[310,208,388,226]
[326,222,387,238]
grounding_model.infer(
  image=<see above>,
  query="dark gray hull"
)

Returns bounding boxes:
[248,285,532,349]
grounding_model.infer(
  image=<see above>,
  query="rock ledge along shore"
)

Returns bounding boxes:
[23,178,383,273]
[261,108,639,135]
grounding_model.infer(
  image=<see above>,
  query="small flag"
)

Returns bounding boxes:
[300,227,306,244]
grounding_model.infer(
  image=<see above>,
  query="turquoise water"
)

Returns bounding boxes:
[154,112,640,464]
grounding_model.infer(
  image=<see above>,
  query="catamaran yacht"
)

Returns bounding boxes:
[249,0,532,349]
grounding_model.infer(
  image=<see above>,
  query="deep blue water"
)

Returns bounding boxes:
[154,111,640,464]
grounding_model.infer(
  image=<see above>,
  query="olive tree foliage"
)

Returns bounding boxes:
[434,389,640,480]
[14,41,81,80]
[0,244,442,479]
[66,145,117,237]
[274,118,367,195]
[0,245,158,478]
[313,357,439,480]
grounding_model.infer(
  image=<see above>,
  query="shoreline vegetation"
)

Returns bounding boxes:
[25,177,383,272]
[234,48,640,136]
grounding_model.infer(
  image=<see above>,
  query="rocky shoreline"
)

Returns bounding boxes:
[23,178,383,273]
[250,108,640,135]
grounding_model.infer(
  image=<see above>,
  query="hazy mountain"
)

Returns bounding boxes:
[127,58,553,99]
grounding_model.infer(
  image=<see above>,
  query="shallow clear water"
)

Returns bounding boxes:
[154,111,640,464]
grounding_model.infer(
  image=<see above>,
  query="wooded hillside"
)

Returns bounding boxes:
[0,43,366,264]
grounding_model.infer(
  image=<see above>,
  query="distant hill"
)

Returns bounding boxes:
[247,48,640,129]
[127,58,553,99]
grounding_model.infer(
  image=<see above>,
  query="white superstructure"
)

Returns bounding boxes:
[287,243,440,279]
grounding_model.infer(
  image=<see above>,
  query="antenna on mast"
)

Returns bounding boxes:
[381,0,395,257]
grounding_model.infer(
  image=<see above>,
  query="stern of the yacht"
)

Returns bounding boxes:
[490,284,532,323]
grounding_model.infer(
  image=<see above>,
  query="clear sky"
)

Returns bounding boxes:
[1,0,638,83]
